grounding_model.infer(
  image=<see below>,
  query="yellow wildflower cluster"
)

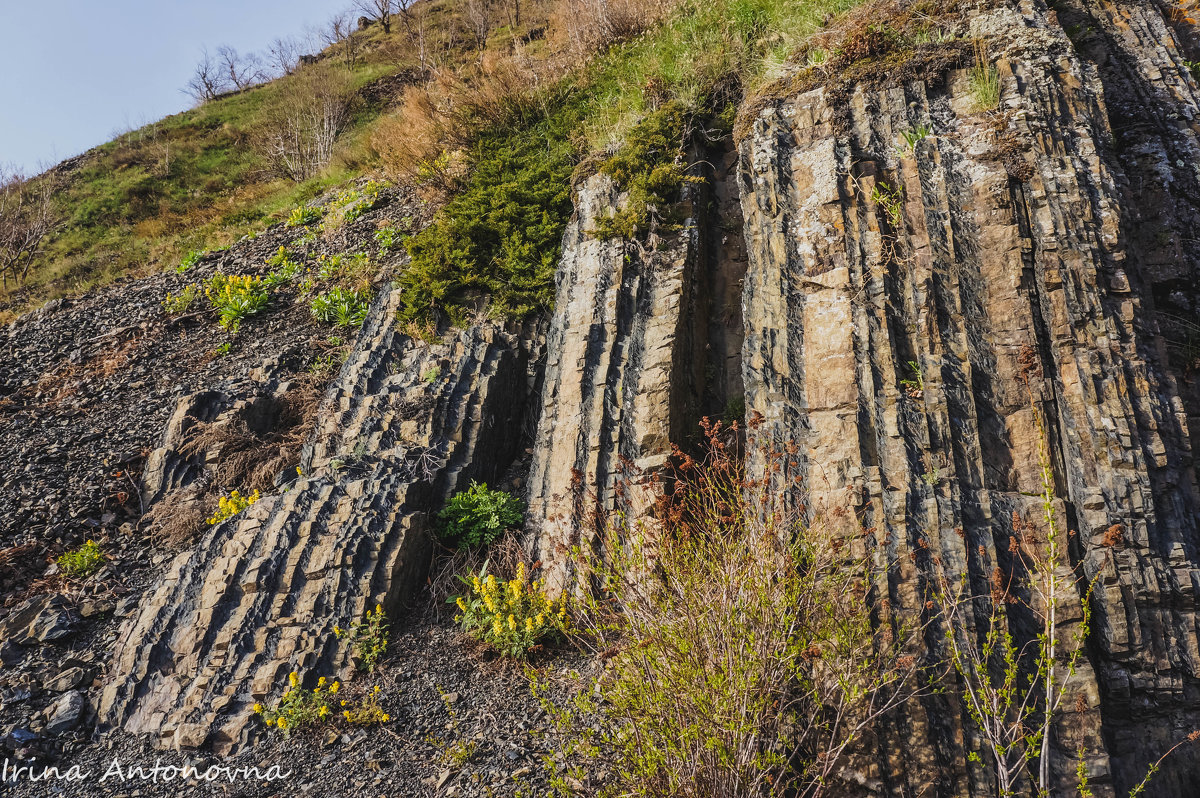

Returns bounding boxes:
[205,273,269,331]
[161,284,200,315]
[257,671,341,735]
[454,562,568,658]
[56,539,104,578]
[206,489,260,526]
[341,684,390,725]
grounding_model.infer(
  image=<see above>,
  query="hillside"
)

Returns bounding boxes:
[5,0,1200,796]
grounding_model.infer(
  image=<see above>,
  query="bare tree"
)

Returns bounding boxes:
[216,45,265,91]
[254,66,358,182]
[464,0,495,52]
[184,48,228,104]
[354,0,396,33]
[265,36,304,77]
[322,12,364,67]
[0,167,60,288]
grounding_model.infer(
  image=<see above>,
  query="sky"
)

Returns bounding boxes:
[0,0,345,173]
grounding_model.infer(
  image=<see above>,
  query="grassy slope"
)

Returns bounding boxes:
[5,0,859,322]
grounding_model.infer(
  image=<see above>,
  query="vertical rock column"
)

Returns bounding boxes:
[525,154,747,591]
[737,1,1200,793]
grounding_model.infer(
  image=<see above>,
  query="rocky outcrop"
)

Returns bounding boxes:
[525,156,746,590]
[737,0,1200,793]
[97,289,540,753]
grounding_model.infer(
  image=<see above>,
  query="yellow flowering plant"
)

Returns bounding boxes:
[161,284,200,315]
[257,671,339,736]
[334,603,389,672]
[56,540,104,578]
[206,489,260,526]
[205,273,269,332]
[452,561,567,658]
[340,684,390,725]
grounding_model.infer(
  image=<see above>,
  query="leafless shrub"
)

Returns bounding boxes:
[255,65,359,182]
[265,35,305,77]
[183,47,229,103]
[217,45,266,91]
[464,0,497,52]
[354,0,398,33]
[0,166,60,288]
[323,12,366,67]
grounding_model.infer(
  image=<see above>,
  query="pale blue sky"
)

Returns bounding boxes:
[0,0,343,173]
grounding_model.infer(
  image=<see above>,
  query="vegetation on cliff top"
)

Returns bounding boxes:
[3,0,868,323]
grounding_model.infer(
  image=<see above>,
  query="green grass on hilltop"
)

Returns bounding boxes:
[5,0,869,322]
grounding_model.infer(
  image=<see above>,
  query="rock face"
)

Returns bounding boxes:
[737,0,1200,793]
[81,0,1200,791]
[97,288,540,753]
[525,157,746,590]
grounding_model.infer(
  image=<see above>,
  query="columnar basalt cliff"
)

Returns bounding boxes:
[525,149,747,590]
[736,0,1200,793]
[75,0,1200,792]
[97,290,540,752]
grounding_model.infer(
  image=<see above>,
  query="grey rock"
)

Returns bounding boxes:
[44,691,85,736]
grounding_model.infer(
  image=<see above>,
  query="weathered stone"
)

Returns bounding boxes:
[98,288,540,754]
[737,0,1200,793]
[0,595,74,646]
[43,667,86,693]
[44,691,85,736]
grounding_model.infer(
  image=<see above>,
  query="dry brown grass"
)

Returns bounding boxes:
[426,529,532,615]
[180,377,324,494]
[145,484,212,548]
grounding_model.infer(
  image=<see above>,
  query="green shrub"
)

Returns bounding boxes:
[205,274,269,332]
[591,102,702,239]
[177,249,206,273]
[537,425,924,798]
[286,204,323,227]
[57,540,104,578]
[437,481,525,548]
[398,112,577,325]
[453,562,567,658]
[161,284,200,315]
[311,285,373,327]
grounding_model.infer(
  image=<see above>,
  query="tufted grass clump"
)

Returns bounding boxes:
[57,540,104,578]
[311,285,373,327]
[591,102,704,240]
[335,604,389,673]
[205,273,269,332]
[206,488,260,526]
[161,284,200,315]
[454,562,567,658]
[286,204,323,227]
